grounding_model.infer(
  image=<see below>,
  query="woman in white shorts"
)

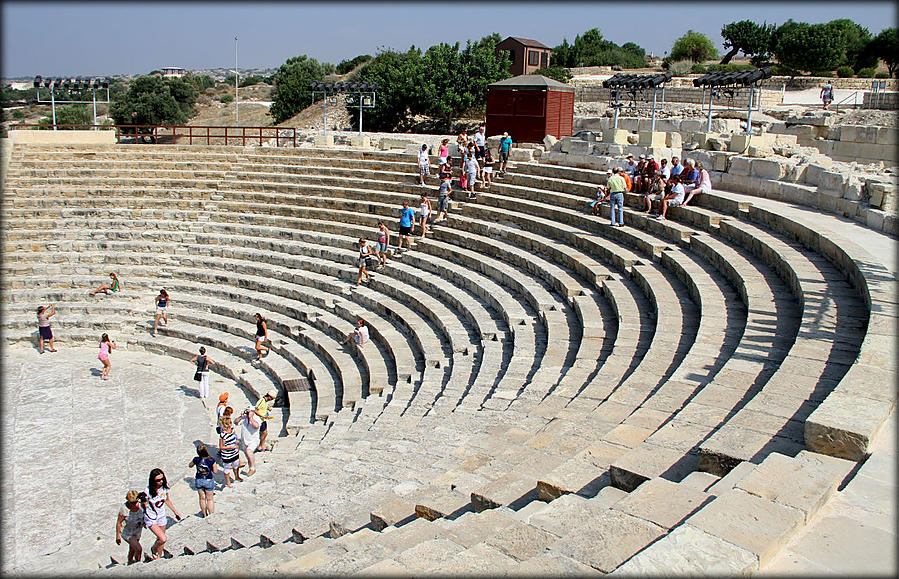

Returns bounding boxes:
[141,468,182,560]
[115,490,145,565]
[152,288,169,337]
[419,193,432,238]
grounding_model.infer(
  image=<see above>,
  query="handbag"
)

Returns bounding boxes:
[193,370,202,381]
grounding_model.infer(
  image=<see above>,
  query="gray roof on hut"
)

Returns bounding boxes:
[508,37,551,49]
[488,75,575,92]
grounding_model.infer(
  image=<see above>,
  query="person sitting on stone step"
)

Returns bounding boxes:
[89,272,120,296]
[682,161,712,207]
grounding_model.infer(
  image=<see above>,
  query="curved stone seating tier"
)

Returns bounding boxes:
[3,144,894,575]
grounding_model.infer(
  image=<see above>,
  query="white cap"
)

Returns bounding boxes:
[639,154,646,159]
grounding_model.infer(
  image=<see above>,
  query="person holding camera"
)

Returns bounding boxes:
[98,333,116,380]
[237,407,261,477]
[114,490,145,565]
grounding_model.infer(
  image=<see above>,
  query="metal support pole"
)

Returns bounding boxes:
[706,89,713,133]
[745,86,754,134]
[359,91,363,135]
[651,88,658,132]
[612,90,619,130]
[234,37,239,127]
[323,90,328,137]
[92,88,98,128]
[50,89,57,130]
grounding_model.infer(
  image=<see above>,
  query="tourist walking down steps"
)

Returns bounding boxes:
[141,468,182,561]
[190,346,215,407]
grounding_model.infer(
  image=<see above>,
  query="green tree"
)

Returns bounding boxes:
[336,54,372,75]
[573,28,606,66]
[109,75,198,126]
[533,66,573,83]
[186,74,215,92]
[416,35,510,131]
[348,48,422,132]
[551,38,575,68]
[269,55,335,123]
[239,75,265,87]
[720,20,774,64]
[773,21,845,74]
[39,104,92,129]
[827,19,876,71]
[670,30,719,62]
[867,27,898,76]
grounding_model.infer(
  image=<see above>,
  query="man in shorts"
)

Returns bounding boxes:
[498,132,512,174]
[434,175,452,222]
[398,201,416,252]
[254,389,276,452]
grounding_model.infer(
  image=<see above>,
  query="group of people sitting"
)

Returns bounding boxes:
[595,153,712,223]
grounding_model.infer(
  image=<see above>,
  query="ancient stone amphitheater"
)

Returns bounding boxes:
[2,137,895,575]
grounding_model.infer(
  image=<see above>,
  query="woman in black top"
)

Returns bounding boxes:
[253,313,269,363]
[190,346,215,406]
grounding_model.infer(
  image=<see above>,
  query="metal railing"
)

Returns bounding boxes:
[8,124,299,147]
[832,90,862,110]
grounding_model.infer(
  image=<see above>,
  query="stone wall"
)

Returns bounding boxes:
[862,91,899,110]
[7,129,117,145]
[537,130,898,236]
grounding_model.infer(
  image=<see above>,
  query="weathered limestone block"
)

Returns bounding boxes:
[615,524,758,576]
[686,488,805,567]
[783,124,818,141]
[542,135,558,150]
[878,126,899,146]
[313,134,334,147]
[536,458,608,501]
[626,133,639,144]
[786,113,832,127]
[805,389,893,461]
[804,162,833,186]
[509,148,534,162]
[750,158,786,180]
[601,129,629,144]
[680,119,703,134]
[637,131,666,147]
[747,145,774,158]
[379,137,410,150]
[484,520,558,562]
[348,135,370,148]
[612,477,712,530]
[693,132,713,148]
[735,451,854,523]
[728,156,752,176]
[666,131,683,149]
[550,509,666,573]
[819,170,848,193]
[729,133,752,152]
[706,137,728,151]
[773,134,798,147]
[370,500,415,530]
[843,176,863,202]
[471,472,535,512]
[561,138,592,154]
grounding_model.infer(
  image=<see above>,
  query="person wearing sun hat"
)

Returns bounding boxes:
[254,390,277,452]
[216,392,230,420]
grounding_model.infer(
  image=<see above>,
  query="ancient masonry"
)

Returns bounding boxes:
[1,122,896,575]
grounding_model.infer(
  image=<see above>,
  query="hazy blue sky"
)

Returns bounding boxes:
[3,1,896,78]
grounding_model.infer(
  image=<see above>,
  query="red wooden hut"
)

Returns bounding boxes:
[486,75,575,143]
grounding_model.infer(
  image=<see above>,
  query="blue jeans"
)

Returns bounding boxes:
[610,192,624,225]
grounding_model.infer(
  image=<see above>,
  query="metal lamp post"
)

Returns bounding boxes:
[234,36,239,127]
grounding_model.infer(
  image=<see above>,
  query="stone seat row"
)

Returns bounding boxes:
[511,159,893,463]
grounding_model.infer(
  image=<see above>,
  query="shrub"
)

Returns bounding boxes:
[668,60,694,76]
[875,72,889,79]
[219,93,234,104]
[12,109,25,119]
[856,67,877,78]
[837,66,855,78]
[691,63,708,74]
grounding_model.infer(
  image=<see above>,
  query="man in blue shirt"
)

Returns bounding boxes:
[398,201,416,252]
[669,156,684,177]
[682,159,700,188]
[499,132,513,174]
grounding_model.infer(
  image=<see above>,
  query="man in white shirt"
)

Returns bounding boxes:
[473,126,486,155]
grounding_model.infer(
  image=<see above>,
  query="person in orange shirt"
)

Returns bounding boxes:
[622,171,632,192]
